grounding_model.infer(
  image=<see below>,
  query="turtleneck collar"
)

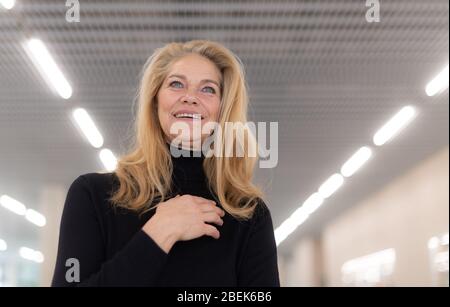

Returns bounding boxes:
[167,142,206,184]
[168,142,204,158]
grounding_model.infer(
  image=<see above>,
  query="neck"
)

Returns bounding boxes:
[168,142,206,185]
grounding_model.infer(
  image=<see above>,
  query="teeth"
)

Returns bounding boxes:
[174,113,202,119]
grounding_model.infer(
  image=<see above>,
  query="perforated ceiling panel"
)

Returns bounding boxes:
[0,0,448,254]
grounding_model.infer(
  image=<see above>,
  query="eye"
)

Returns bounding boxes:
[202,86,216,94]
[169,80,183,88]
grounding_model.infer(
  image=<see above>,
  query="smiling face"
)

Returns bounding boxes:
[156,53,222,148]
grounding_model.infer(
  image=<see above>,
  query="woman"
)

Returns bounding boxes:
[52,40,280,287]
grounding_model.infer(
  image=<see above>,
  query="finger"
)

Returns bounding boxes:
[163,194,180,205]
[202,212,224,226]
[198,203,225,217]
[203,224,220,240]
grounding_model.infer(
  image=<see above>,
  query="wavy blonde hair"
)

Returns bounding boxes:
[110,40,264,220]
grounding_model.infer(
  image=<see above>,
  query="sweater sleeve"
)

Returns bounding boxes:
[237,202,280,287]
[51,175,168,287]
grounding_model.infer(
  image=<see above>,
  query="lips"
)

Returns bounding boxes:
[172,110,205,120]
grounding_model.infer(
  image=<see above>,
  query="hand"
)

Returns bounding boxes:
[142,194,225,253]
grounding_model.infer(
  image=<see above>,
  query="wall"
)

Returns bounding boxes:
[322,146,449,286]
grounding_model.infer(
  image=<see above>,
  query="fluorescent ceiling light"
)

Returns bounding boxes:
[99,148,117,171]
[274,192,324,246]
[0,239,7,251]
[25,209,47,227]
[19,247,44,263]
[73,108,104,148]
[301,192,324,215]
[341,146,373,177]
[288,207,309,226]
[23,38,72,99]
[425,65,449,97]
[34,251,45,263]
[0,0,15,9]
[275,216,304,246]
[0,194,26,215]
[373,106,416,146]
[318,173,344,199]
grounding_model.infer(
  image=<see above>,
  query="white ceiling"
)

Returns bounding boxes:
[0,0,448,255]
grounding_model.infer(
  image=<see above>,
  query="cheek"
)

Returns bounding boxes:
[157,91,175,113]
[157,91,181,126]
[156,92,172,133]
[207,99,220,122]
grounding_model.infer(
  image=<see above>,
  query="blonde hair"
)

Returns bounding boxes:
[110,40,264,220]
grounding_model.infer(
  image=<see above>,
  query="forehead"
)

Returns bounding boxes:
[168,54,222,82]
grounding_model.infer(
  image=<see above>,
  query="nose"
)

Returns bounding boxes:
[182,94,198,105]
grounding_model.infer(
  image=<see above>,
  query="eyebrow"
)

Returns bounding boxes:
[167,74,221,89]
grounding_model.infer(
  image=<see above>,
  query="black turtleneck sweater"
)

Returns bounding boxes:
[51,149,280,287]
